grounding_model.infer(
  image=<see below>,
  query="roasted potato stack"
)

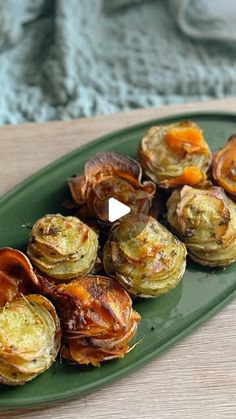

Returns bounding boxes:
[0,248,61,386]
[167,185,236,267]
[42,275,141,366]
[67,151,156,223]
[140,120,212,188]
[28,214,99,281]
[103,214,187,298]
[212,134,236,199]
[0,295,61,386]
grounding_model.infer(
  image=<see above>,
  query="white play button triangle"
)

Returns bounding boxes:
[108,197,131,222]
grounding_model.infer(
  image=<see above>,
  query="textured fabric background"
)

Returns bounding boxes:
[0,0,236,125]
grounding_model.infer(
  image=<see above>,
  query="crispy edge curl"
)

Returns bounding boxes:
[0,248,61,385]
[212,134,236,198]
[0,247,39,306]
[35,274,141,366]
[67,151,156,221]
[27,214,100,281]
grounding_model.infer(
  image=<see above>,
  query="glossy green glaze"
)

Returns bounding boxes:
[0,112,236,409]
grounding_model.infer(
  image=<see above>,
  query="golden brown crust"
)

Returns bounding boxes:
[67,151,156,223]
[0,294,61,385]
[0,248,61,385]
[27,214,99,281]
[40,274,141,366]
[212,134,236,198]
[0,247,39,306]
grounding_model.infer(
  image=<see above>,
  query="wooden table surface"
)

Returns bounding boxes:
[1,99,236,419]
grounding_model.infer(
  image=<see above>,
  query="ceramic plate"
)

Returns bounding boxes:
[0,112,236,408]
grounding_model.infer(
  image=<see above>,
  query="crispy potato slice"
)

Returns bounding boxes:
[0,294,61,386]
[0,299,47,356]
[0,248,39,305]
[28,214,99,281]
[67,152,156,223]
[43,275,140,366]
[212,134,236,198]
[57,276,134,333]
[103,214,187,298]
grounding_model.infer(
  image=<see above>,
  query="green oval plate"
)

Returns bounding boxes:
[0,112,236,409]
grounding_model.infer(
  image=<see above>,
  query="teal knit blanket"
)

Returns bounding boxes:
[0,0,235,125]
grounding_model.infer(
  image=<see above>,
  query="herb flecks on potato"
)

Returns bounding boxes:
[103,214,187,298]
[0,248,61,386]
[140,120,212,188]
[0,247,39,306]
[0,295,61,385]
[28,214,99,281]
[167,185,236,267]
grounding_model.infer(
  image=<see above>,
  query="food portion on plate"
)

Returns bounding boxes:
[212,134,236,200]
[27,214,100,281]
[66,151,156,223]
[39,275,141,366]
[139,120,212,188]
[167,185,236,267]
[0,248,61,385]
[2,118,236,386]
[103,214,187,298]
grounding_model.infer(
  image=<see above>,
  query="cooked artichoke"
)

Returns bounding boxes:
[39,275,141,366]
[167,185,236,267]
[212,134,236,199]
[27,214,99,281]
[103,214,187,298]
[67,151,156,222]
[140,120,212,188]
[0,248,61,385]
[0,294,61,385]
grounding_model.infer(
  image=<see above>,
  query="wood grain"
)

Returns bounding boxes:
[1,99,236,419]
